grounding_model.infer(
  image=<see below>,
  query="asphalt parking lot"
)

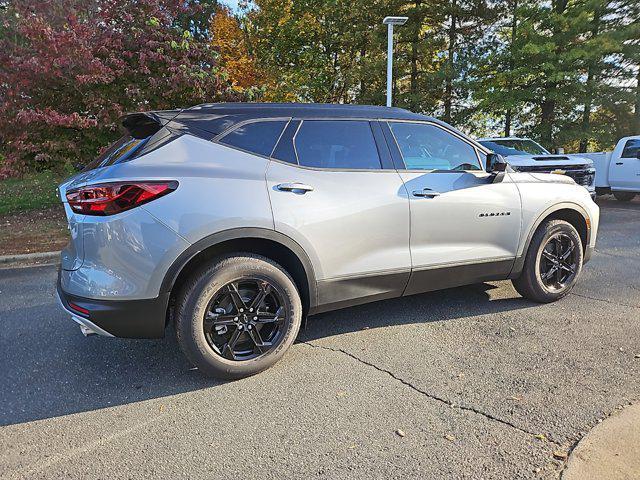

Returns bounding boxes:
[1,196,639,479]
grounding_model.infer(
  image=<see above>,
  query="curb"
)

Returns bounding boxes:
[563,403,640,480]
[0,251,60,267]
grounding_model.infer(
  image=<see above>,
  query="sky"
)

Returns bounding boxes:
[222,0,240,12]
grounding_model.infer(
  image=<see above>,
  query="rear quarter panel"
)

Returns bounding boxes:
[91,135,275,243]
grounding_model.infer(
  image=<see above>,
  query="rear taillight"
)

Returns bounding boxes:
[66,181,177,216]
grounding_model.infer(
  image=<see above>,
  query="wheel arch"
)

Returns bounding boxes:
[511,202,592,277]
[161,228,318,321]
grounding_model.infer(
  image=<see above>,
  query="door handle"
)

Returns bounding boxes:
[615,162,623,165]
[412,188,441,198]
[276,182,314,193]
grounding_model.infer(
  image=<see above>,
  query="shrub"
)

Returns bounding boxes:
[0,0,244,177]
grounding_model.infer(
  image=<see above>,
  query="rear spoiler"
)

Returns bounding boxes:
[121,110,181,139]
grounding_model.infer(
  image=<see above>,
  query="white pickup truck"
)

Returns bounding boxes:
[478,137,596,198]
[567,136,640,202]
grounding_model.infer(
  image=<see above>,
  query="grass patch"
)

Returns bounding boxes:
[0,170,71,216]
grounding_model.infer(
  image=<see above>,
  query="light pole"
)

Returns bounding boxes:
[383,16,408,107]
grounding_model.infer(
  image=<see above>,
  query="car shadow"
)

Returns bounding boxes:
[299,282,536,343]
[1,281,534,427]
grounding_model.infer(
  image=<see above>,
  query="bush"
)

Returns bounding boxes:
[0,0,245,177]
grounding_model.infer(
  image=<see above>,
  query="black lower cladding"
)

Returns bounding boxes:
[57,274,169,338]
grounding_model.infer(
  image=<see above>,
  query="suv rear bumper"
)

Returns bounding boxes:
[57,271,169,338]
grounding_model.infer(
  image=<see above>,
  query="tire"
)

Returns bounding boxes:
[175,254,302,379]
[613,192,636,202]
[512,219,583,303]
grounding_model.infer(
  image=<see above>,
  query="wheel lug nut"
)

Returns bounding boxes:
[249,308,253,312]
[234,317,238,321]
[239,308,244,313]
[253,316,258,320]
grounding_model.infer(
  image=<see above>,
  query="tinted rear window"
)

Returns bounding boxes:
[82,135,148,172]
[220,120,288,157]
[294,120,381,169]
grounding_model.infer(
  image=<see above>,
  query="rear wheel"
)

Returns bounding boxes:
[512,219,583,303]
[176,254,302,379]
[613,192,636,202]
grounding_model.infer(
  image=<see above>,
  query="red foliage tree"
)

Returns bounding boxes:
[0,0,243,177]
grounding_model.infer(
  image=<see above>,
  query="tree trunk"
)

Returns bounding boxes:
[579,8,601,153]
[539,0,569,147]
[540,99,555,147]
[635,68,640,133]
[409,0,421,111]
[444,0,457,123]
[579,66,594,152]
[504,110,512,137]
[359,45,367,99]
[504,0,517,137]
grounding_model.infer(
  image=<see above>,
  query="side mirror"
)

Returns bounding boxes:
[486,153,508,173]
[486,153,508,183]
[553,147,565,154]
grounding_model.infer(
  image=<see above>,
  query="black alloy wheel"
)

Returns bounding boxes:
[203,279,287,361]
[511,219,583,303]
[538,233,578,293]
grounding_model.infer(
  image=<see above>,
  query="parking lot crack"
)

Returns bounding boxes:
[303,341,562,446]
[570,292,639,309]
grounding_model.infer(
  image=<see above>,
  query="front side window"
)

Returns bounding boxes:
[220,120,288,157]
[389,122,481,171]
[294,120,381,169]
[622,139,640,159]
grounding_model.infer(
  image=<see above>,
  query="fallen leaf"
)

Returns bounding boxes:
[395,429,406,438]
[444,434,456,442]
[534,434,547,441]
[553,451,567,461]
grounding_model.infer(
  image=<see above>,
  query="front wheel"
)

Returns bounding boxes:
[613,192,636,202]
[512,219,583,303]
[175,254,302,379]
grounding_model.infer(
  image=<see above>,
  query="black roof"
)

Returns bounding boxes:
[124,102,451,139]
[186,102,432,120]
[169,103,439,137]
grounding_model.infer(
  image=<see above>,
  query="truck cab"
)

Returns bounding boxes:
[478,137,596,198]
[572,136,640,202]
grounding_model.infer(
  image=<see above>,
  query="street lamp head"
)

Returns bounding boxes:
[383,16,408,26]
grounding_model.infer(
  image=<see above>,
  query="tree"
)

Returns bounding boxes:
[210,5,262,95]
[0,0,242,177]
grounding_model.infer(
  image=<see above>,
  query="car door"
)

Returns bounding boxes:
[266,119,411,312]
[381,120,522,295]
[609,138,640,190]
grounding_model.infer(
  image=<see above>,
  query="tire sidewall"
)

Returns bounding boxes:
[177,255,302,379]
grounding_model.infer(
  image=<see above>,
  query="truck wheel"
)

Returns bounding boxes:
[613,192,636,202]
[512,219,583,303]
[175,254,302,379]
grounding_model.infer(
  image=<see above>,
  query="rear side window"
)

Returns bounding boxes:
[220,120,288,157]
[622,139,640,159]
[294,120,381,169]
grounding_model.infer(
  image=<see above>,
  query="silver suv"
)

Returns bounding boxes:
[56,103,599,378]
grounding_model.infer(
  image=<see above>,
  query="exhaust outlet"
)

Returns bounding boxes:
[79,324,97,336]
